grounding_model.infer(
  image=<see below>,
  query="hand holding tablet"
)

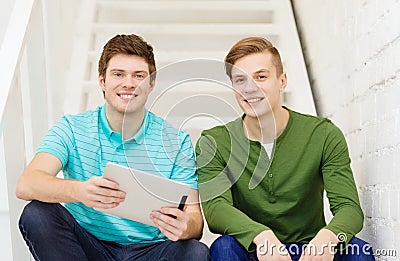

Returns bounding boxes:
[95,162,196,226]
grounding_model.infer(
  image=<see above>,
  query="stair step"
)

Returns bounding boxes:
[95,1,276,24]
[96,1,276,11]
[92,23,278,36]
[91,23,279,51]
[92,35,279,53]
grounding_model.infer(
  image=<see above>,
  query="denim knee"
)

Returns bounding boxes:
[210,235,241,252]
[348,237,374,254]
[20,201,44,227]
[19,200,60,238]
[343,237,375,260]
[210,235,250,261]
[180,239,210,261]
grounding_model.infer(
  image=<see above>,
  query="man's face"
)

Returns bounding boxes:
[230,51,286,118]
[99,54,154,115]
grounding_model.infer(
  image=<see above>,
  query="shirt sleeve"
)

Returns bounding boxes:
[196,132,269,251]
[322,122,364,244]
[36,116,74,169]
[170,131,198,189]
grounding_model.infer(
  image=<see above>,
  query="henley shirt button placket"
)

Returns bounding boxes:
[269,193,276,203]
[268,172,276,203]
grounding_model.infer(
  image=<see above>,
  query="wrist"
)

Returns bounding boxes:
[318,228,339,244]
[70,179,83,202]
[253,229,274,245]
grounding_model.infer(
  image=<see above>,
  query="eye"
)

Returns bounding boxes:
[135,74,144,79]
[113,72,123,78]
[257,75,267,80]
[234,77,245,84]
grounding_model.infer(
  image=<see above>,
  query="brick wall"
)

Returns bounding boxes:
[292,0,400,259]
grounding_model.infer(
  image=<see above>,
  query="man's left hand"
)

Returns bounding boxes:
[299,229,339,261]
[150,207,191,241]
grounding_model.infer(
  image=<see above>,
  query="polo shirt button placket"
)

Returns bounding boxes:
[113,145,124,164]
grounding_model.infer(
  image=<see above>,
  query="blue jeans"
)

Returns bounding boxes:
[19,201,210,261]
[210,235,375,261]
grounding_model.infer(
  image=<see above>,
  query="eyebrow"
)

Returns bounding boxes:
[109,69,149,74]
[232,69,271,78]
[232,74,246,78]
[254,69,270,74]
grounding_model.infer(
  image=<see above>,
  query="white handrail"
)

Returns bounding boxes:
[0,0,38,260]
[0,0,36,121]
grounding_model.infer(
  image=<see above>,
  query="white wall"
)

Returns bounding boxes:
[292,0,400,259]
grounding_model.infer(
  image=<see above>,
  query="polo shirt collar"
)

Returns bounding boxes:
[99,105,114,140]
[99,105,149,145]
[127,109,149,144]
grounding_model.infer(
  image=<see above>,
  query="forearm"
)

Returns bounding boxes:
[323,122,364,243]
[203,200,268,251]
[325,205,364,243]
[16,170,81,203]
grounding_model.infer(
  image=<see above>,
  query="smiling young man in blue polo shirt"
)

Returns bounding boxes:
[16,34,209,261]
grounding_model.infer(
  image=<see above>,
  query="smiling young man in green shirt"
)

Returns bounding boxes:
[196,37,374,261]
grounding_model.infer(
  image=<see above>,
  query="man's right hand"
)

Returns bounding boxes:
[77,176,126,209]
[253,230,292,261]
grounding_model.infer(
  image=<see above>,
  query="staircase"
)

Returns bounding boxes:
[1,0,315,259]
[65,0,315,143]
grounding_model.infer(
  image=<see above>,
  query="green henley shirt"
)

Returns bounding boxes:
[196,108,363,251]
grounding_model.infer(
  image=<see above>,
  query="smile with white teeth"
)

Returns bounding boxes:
[118,94,136,99]
[245,97,263,103]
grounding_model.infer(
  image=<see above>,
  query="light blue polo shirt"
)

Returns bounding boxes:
[37,105,198,245]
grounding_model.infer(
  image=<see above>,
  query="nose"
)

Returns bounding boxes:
[242,78,258,93]
[122,76,138,89]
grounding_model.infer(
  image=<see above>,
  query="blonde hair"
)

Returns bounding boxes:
[225,37,283,79]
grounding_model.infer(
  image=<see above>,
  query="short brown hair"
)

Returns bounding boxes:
[98,34,156,81]
[224,37,283,79]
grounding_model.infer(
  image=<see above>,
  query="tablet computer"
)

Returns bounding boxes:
[95,162,196,226]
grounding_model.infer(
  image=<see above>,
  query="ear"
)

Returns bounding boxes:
[148,79,156,92]
[279,72,287,92]
[98,75,106,92]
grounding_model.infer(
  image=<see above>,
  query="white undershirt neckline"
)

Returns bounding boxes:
[262,142,274,158]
